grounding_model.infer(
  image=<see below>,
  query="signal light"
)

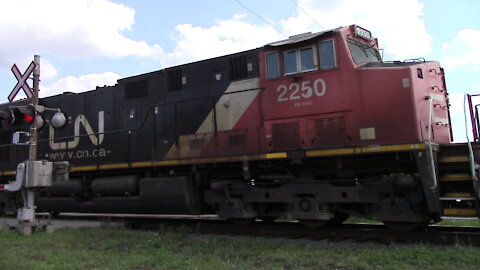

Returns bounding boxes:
[51,111,67,129]
[24,114,34,123]
[0,110,12,128]
[34,115,45,130]
[0,108,14,128]
[8,106,36,126]
[0,104,67,130]
[0,105,35,128]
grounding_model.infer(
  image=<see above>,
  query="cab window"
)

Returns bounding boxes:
[300,47,315,71]
[265,40,337,79]
[347,39,381,64]
[283,50,297,75]
[283,46,316,75]
[319,40,336,69]
[266,52,280,79]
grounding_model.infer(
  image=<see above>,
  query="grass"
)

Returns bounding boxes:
[0,225,479,270]
[437,219,480,227]
[346,216,480,227]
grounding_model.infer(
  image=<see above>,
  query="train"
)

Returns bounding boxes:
[1,25,479,231]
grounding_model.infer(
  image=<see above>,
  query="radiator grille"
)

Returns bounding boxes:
[314,117,346,146]
[272,122,299,150]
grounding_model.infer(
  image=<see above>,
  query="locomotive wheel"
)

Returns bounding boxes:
[328,212,350,226]
[229,218,255,225]
[299,219,329,228]
[383,221,428,231]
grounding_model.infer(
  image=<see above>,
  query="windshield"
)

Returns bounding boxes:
[347,39,381,64]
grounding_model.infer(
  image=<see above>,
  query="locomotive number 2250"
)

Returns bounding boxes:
[276,79,326,102]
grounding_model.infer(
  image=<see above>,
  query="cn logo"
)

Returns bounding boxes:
[49,111,104,150]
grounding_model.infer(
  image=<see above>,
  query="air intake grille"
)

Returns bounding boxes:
[272,122,299,150]
[229,55,248,80]
[314,117,346,146]
[168,69,183,91]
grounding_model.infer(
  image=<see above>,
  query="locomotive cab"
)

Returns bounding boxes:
[260,27,353,152]
[259,25,451,152]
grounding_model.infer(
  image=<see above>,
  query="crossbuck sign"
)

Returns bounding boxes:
[8,61,36,102]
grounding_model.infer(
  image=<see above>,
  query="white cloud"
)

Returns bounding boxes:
[448,89,480,142]
[448,92,471,116]
[0,0,164,69]
[41,72,121,97]
[40,59,58,80]
[163,15,282,67]
[441,29,480,71]
[162,0,432,67]
[280,0,432,60]
[2,0,435,101]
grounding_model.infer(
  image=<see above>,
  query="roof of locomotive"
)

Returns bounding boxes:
[123,26,343,81]
[1,26,350,105]
[265,27,341,47]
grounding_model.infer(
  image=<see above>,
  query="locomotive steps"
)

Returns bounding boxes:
[438,143,480,218]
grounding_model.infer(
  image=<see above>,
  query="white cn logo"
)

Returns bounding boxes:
[49,111,104,150]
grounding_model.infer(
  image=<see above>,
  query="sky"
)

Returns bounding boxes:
[0,0,479,141]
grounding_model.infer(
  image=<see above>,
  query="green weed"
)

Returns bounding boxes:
[0,226,478,270]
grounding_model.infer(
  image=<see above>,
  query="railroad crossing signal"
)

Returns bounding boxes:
[8,61,37,102]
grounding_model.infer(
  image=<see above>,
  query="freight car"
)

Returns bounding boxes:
[1,25,479,231]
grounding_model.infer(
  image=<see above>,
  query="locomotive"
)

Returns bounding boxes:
[1,25,479,231]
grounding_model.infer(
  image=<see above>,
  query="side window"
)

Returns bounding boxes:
[283,50,297,75]
[300,47,315,71]
[266,52,280,79]
[319,40,336,69]
[283,46,316,75]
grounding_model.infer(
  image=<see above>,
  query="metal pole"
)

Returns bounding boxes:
[23,55,40,225]
[29,55,40,161]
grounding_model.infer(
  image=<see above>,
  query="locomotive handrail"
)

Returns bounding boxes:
[403,58,425,63]
[426,95,438,190]
[464,94,478,183]
[0,88,265,156]
[476,104,480,140]
[466,94,480,142]
[35,87,264,144]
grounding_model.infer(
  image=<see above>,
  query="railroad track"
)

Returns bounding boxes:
[128,219,480,246]
[28,213,480,247]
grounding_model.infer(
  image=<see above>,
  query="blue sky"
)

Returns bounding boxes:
[0,0,479,141]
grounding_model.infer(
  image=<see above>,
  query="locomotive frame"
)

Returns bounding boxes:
[1,25,479,231]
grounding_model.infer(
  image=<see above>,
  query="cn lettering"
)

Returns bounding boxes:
[49,111,104,150]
